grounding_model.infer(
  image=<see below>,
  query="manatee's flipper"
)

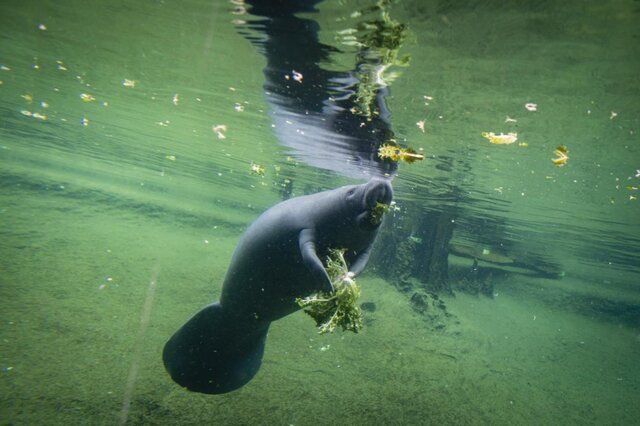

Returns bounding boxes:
[162,302,269,394]
[299,228,333,292]
[348,244,373,276]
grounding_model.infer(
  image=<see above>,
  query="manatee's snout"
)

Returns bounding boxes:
[364,178,393,209]
[354,178,393,230]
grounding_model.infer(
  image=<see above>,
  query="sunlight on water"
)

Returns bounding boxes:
[1,0,639,424]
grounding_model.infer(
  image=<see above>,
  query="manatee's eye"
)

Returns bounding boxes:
[346,188,356,196]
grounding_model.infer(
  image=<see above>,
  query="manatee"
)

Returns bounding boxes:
[163,178,393,394]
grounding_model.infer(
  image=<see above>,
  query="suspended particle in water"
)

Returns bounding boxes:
[212,124,227,140]
[250,163,265,176]
[80,93,96,102]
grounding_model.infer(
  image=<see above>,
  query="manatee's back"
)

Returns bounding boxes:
[219,194,321,321]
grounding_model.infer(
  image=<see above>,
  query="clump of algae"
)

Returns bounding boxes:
[296,249,363,334]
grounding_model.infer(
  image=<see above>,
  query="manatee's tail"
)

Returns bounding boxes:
[162,302,269,394]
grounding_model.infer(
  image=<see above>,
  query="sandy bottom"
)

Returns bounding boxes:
[1,192,639,425]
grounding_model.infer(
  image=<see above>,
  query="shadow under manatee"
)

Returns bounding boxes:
[237,0,398,180]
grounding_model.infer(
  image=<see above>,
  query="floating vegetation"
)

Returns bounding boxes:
[370,201,390,225]
[296,249,363,334]
[378,142,424,163]
[339,0,410,119]
[552,145,569,167]
[481,131,518,145]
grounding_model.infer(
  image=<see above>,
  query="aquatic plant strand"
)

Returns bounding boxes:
[296,249,363,334]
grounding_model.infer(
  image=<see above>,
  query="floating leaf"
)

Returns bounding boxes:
[378,143,425,163]
[552,145,569,167]
[482,131,518,145]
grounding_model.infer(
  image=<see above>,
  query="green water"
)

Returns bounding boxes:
[1,0,639,424]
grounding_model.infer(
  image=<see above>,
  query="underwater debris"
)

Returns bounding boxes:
[250,163,265,176]
[80,93,96,102]
[296,249,363,334]
[123,79,136,88]
[416,120,425,133]
[378,142,424,163]
[481,131,518,145]
[552,145,569,167]
[525,103,537,112]
[20,110,47,121]
[212,124,227,139]
[292,70,303,83]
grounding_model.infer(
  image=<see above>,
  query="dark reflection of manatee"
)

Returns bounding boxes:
[237,0,398,179]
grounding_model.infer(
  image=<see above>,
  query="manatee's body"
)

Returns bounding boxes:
[162,178,393,394]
